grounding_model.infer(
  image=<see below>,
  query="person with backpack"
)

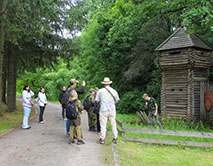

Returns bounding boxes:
[95,77,120,144]
[59,86,68,120]
[143,93,163,130]
[66,78,86,136]
[87,88,97,132]
[38,87,48,124]
[67,90,85,145]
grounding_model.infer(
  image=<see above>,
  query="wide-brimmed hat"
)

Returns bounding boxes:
[70,78,79,84]
[101,77,112,84]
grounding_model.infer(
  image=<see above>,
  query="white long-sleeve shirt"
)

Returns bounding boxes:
[38,92,47,107]
[22,90,34,108]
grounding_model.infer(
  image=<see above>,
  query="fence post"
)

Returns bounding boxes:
[121,122,125,138]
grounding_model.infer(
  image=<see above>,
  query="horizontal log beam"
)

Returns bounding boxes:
[122,128,213,138]
[123,136,213,148]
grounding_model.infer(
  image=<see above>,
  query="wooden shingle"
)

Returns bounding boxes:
[155,27,212,51]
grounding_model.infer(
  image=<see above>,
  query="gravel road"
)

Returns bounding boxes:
[0,102,105,166]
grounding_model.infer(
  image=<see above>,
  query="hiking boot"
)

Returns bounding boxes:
[112,138,117,144]
[98,138,105,145]
[69,140,75,144]
[89,127,96,132]
[77,140,85,145]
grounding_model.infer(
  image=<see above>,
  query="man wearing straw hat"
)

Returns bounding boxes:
[95,77,120,144]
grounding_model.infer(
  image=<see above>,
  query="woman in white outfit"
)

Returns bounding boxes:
[38,87,48,124]
[22,84,34,129]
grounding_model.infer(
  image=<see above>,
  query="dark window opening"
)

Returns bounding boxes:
[169,51,181,55]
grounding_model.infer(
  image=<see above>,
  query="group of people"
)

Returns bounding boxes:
[21,76,162,145]
[58,77,120,145]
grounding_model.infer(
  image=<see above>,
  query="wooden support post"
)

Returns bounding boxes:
[200,81,207,122]
[120,122,125,138]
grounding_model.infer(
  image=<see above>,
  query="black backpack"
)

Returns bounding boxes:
[66,100,78,120]
[83,95,91,111]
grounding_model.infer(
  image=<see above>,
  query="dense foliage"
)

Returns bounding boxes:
[16,0,213,114]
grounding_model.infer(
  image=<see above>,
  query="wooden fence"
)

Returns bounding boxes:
[116,119,213,148]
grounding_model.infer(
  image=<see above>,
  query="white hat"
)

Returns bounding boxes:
[101,77,112,84]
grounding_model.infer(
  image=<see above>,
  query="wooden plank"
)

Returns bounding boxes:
[141,111,150,124]
[181,141,213,148]
[122,128,213,138]
[136,112,146,125]
[200,81,207,121]
[123,136,179,145]
[116,119,122,128]
[123,137,213,148]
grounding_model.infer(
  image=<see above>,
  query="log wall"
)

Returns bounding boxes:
[159,47,212,121]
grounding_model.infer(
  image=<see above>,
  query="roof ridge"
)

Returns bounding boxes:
[187,33,194,47]
[155,28,182,51]
[192,33,213,50]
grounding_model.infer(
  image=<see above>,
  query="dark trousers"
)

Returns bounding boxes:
[97,113,101,132]
[62,104,66,119]
[39,105,46,122]
[148,111,163,130]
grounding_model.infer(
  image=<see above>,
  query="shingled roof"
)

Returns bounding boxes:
[155,27,212,51]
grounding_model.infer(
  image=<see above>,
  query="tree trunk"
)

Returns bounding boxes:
[0,0,7,113]
[2,57,7,103]
[7,44,17,112]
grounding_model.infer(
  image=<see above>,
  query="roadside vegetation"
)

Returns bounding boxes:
[117,114,213,143]
[0,100,36,135]
[117,139,213,166]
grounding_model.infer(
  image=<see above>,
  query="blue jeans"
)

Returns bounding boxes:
[66,119,70,134]
[148,111,163,130]
[22,107,31,128]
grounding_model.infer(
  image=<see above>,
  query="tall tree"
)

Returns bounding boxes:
[7,44,17,112]
[0,0,7,113]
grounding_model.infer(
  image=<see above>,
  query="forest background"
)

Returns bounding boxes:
[1,0,212,114]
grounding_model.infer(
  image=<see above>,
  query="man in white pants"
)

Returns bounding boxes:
[95,77,120,144]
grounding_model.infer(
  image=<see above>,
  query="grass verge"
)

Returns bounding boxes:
[117,138,213,166]
[0,100,36,135]
[116,113,213,165]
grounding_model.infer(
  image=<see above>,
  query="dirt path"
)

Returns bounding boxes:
[0,102,105,166]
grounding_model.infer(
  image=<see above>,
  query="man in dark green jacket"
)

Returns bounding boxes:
[143,93,163,130]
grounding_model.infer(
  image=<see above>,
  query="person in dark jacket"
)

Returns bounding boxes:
[59,86,67,120]
[66,78,86,136]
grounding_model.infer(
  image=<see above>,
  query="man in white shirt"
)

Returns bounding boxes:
[95,77,120,144]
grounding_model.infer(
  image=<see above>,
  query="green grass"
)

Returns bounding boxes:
[117,113,213,132]
[117,138,213,166]
[106,121,213,166]
[105,114,213,166]
[117,113,213,144]
[0,100,36,135]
